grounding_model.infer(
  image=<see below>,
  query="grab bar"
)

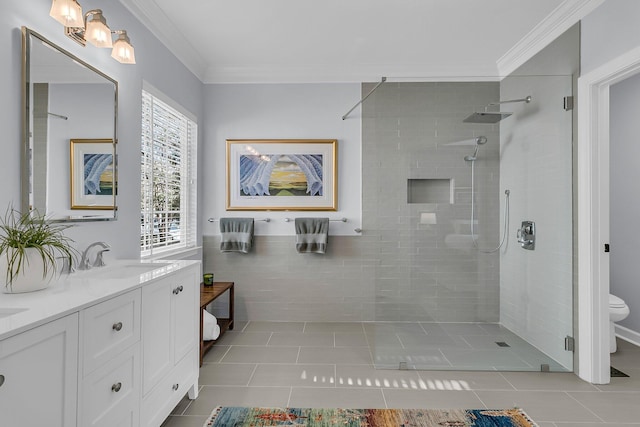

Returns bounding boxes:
[208,218,270,223]
[284,218,347,223]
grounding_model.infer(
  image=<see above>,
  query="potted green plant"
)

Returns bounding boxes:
[0,208,77,293]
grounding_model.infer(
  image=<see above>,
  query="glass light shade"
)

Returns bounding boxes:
[111,32,136,64]
[49,0,84,28]
[85,10,112,48]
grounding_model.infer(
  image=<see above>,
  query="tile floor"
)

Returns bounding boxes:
[162,321,640,427]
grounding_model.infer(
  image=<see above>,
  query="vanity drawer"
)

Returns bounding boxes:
[81,344,140,427]
[81,289,141,375]
[141,348,197,427]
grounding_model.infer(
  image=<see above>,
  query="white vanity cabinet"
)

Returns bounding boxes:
[78,289,142,427]
[141,267,199,427]
[0,259,201,427]
[0,313,79,427]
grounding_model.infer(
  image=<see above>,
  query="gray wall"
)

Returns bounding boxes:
[0,0,204,259]
[610,73,640,335]
[201,83,362,237]
[581,0,640,76]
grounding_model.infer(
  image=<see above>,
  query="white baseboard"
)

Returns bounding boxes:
[615,324,640,347]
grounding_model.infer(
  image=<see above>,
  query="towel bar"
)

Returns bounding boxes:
[284,217,347,223]
[208,218,270,223]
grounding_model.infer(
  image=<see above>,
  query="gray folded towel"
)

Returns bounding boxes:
[220,218,254,253]
[295,218,329,254]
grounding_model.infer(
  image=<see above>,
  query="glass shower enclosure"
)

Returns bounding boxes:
[362,76,574,372]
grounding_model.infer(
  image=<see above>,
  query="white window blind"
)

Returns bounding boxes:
[140,90,197,257]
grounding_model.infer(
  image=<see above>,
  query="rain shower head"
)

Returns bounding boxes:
[463,95,532,124]
[463,111,513,124]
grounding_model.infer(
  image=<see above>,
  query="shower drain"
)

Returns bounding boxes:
[495,341,510,347]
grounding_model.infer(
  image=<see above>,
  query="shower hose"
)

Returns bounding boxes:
[469,160,510,253]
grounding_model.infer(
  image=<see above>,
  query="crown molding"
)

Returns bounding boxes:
[497,0,605,77]
[119,0,207,81]
[203,63,501,84]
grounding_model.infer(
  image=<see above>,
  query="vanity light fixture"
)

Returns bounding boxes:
[111,30,136,64]
[83,9,112,48]
[49,0,136,64]
[49,0,84,28]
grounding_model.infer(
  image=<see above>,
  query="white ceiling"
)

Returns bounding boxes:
[119,0,603,83]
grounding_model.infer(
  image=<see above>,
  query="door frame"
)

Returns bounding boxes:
[577,45,640,384]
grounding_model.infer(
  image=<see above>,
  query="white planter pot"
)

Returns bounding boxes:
[1,247,57,294]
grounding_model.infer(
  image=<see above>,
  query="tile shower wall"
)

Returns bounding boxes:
[204,82,501,322]
[362,82,500,323]
[203,235,377,321]
[498,24,578,371]
[499,75,573,370]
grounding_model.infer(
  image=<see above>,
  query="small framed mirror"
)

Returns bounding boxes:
[21,27,118,221]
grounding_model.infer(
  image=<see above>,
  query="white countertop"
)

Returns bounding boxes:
[0,259,201,340]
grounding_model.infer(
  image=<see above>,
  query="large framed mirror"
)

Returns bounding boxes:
[21,27,117,222]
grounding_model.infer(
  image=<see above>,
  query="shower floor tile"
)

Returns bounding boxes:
[372,347,452,369]
[398,333,469,349]
[461,334,528,349]
[436,322,492,335]
[439,348,533,370]
[372,322,569,372]
[363,322,427,335]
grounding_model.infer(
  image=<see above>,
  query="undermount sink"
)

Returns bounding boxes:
[0,308,28,319]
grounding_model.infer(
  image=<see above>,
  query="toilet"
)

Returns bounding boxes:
[609,293,630,353]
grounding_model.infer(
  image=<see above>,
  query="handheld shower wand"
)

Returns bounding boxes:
[463,136,487,162]
[463,136,510,253]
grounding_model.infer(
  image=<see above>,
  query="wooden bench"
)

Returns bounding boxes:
[200,281,234,366]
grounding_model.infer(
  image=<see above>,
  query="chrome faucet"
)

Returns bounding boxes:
[79,242,111,270]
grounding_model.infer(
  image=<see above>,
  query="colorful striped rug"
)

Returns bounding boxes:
[204,406,538,427]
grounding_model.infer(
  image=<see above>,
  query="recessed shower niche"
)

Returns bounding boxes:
[407,178,454,204]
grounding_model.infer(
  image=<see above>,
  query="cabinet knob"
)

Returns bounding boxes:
[111,382,122,392]
[112,322,123,331]
[172,383,179,391]
[173,285,184,294]
[0,374,5,388]
[179,285,184,292]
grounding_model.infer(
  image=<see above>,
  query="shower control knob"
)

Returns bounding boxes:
[517,221,536,250]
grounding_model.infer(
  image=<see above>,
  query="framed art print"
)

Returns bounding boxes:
[226,139,337,211]
[70,138,116,210]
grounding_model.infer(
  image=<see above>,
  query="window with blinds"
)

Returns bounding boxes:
[140,90,197,257]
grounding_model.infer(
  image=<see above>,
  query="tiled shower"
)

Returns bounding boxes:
[360,79,573,372]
